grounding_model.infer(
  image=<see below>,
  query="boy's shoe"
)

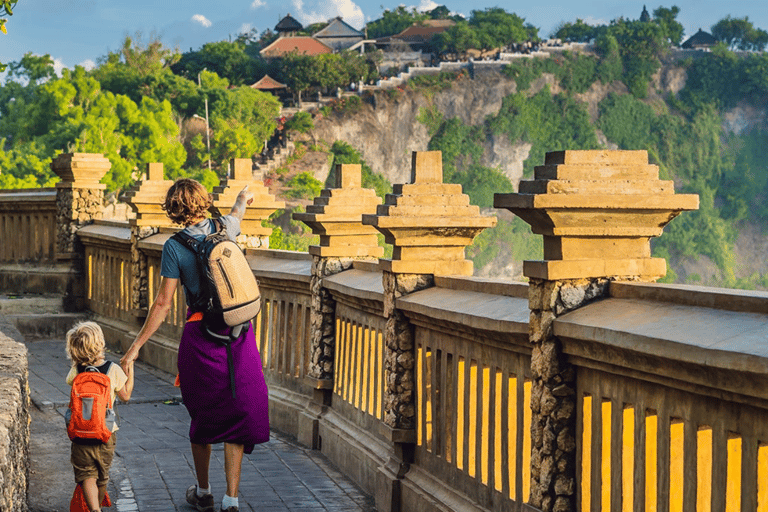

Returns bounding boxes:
[186,485,215,512]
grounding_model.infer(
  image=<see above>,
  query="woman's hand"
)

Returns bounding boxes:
[120,343,140,368]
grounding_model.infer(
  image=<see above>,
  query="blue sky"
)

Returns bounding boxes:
[2,0,767,75]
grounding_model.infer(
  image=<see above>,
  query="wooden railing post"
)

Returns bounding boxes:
[293,163,383,448]
[363,151,495,512]
[494,150,698,512]
[50,153,111,309]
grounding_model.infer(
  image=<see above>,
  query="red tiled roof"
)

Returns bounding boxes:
[250,75,286,90]
[260,37,333,58]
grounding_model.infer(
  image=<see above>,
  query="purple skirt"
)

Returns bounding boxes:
[177,316,269,453]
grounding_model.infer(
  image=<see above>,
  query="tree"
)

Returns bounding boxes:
[172,40,264,85]
[554,19,599,42]
[0,0,19,70]
[652,6,684,46]
[711,15,768,51]
[365,6,427,39]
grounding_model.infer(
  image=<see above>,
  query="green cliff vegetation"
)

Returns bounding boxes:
[408,21,768,288]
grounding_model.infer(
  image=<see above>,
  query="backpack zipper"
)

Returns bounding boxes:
[216,259,235,298]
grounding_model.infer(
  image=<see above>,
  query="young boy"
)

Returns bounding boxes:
[65,321,134,512]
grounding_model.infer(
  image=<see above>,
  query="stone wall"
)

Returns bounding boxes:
[0,317,30,512]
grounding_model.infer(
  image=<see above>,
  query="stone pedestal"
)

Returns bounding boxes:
[211,158,284,249]
[363,151,496,510]
[293,163,383,447]
[495,150,698,512]
[51,153,110,259]
[122,163,175,314]
[50,153,111,310]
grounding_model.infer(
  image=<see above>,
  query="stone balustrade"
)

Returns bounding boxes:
[3,150,768,512]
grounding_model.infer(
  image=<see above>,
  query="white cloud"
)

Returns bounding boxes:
[79,59,96,71]
[239,23,253,35]
[251,0,265,7]
[291,0,365,30]
[191,14,212,28]
[53,58,66,77]
[416,0,438,12]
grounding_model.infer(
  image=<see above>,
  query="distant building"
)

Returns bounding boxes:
[250,75,286,91]
[376,19,456,52]
[260,37,334,59]
[312,17,364,51]
[682,29,718,50]
[275,14,303,37]
[640,5,651,22]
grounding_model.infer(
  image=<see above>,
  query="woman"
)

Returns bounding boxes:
[120,179,268,512]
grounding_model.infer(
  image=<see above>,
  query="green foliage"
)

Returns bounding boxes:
[681,47,768,111]
[432,7,537,56]
[501,57,562,91]
[466,216,542,271]
[172,40,263,85]
[653,6,684,45]
[276,51,377,101]
[416,105,445,137]
[366,6,428,39]
[285,111,313,134]
[554,19,598,42]
[284,172,323,199]
[326,141,392,199]
[266,206,319,252]
[559,53,599,93]
[488,86,599,176]
[711,15,768,51]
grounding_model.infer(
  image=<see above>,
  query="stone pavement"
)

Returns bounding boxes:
[26,337,375,512]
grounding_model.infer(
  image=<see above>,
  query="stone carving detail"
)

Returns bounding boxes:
[528,277,608,512]
[130,226,159,311]
[382,271,433,430]
[308,256,356,380]
[56,187,104,255]
[296,163,383,383]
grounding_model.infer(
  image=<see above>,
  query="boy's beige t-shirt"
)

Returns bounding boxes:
[66,362,128,433]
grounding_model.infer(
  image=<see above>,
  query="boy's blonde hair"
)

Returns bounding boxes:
[65,321,106,366]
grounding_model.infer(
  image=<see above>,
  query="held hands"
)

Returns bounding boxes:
[120,344,139,371]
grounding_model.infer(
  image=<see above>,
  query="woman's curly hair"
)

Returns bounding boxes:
[163,178,212,226]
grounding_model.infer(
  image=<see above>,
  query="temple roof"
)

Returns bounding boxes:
[250,74,286,89]
[260,37,333,58]
[275,14,303,33]
[313,17,363,38]
[682,28,718,49]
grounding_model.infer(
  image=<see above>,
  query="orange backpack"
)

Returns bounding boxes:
[66,363,116,444]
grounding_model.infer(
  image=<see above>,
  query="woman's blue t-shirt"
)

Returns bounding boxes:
[160,216,241,307]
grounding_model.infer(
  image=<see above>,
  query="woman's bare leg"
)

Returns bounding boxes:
[191,442,212,489]
[224,443,244,497]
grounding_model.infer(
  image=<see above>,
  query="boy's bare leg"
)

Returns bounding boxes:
[191,442,212,489]
[82,478,101,511]
[224,442,244,498]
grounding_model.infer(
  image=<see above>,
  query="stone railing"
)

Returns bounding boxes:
[0,320,29,512]
[6,150,768,512]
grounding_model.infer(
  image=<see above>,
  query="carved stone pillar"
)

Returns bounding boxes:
[51,153,110,259]
[211,158,284,249]
[495,150,698,512]
[364,151,496,510]
[293,163,382,448]
[122,163,174,314]
[50,153,111,310]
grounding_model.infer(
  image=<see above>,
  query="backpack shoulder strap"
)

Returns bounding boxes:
[172,228,200,253]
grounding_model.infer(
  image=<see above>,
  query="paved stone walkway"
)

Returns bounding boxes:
[27,337,375,512]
